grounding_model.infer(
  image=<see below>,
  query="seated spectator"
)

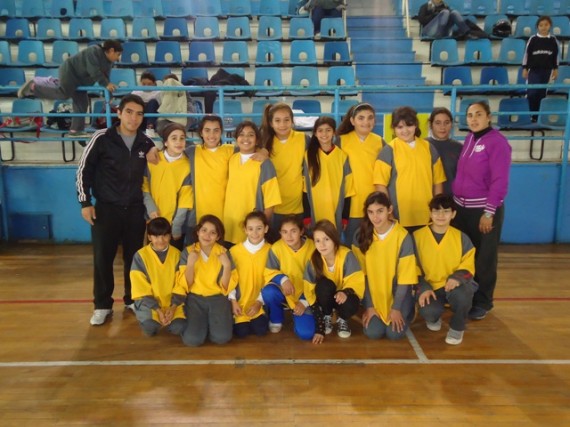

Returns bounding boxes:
[156,74,196,136]
[299,0,346,35]
[418,0,475,40]
[131,71,161,137]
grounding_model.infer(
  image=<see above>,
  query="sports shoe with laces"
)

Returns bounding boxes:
[90,309,112,326]
[426,318,442,331]
[445,328,464,345]
[125,303,135,314]
[269,322,282,333]
[336,317,351,338]
[324,315,333,335]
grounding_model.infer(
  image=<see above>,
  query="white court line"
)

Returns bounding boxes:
[1,359,570,368]
[405,328,429,362]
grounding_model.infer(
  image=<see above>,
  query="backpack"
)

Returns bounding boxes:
[46,102,72,130]
[492,20,512,38]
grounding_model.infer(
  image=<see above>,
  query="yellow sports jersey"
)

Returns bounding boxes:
[130,244,185,322]
[176,242,229,297]
[143,151,193,221]
[264,237,315,309]
[413,225,475,291]
[303,246,365,306]
[352,222,417,324]
[271,130,308,215]
[303,146,356,232]
[223,156,282,244]
[374,137,446,227]
[338,131,384,218]
[229,242,272,323]
[186,144,235,224]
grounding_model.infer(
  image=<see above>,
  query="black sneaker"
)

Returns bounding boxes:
[468,306,488,320]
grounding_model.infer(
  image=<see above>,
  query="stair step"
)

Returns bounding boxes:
[350,38,412,53]
[353,52,416,63]
[363,92,435,113]
[356,63,423,78]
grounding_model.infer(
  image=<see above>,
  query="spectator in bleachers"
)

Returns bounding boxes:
[18,40,123,137]
[418,0,475,40]
[156,74,188,137]
[131,71,161,137]
[427,107,462,195]
[299,0,346,35]
[522,16,560,121]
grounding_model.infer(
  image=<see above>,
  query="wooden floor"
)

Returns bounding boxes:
[1,243,570,426]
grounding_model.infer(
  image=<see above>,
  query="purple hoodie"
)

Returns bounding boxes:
[452,128,511,214]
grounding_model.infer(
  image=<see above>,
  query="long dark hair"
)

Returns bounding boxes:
[193,214,225,243]
[391,106,421,138]
[310,219,340,279]
[336,102,375,136]
[260,102,294,156]
[357,192,392,254]
[198,115,224,146]
[307,116,336,185]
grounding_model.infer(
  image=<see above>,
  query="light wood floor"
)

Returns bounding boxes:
[1,243,570,426]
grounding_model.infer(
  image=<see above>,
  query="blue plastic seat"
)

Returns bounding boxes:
[538,98,568,130]
[322,41,350,65]
[5,19,31,41]
[100,18,127,40]
[75,0,106,18]
[0,0,17,18]
[5,99,44,133]
[320,18,346,40]
[223,0,252,16]
[442,66,473,94]
[213,99,243,133]
[499,0,528,16]
[221,41,250,66]
[162,17,189,40]
[514,16,539,38]
[471,0,497,16]
[254,67,283,96]
[479,66,510,94]
[118,41,149,67]
[326,66,357,96]
[34,68,58,78]
[289,40,317,66]
[181,67,208,83]
[18,0,45,18]
[68,18,95,41]
[484,14,510,39]
[528,0,555,16]
[193,17,220,40]
[226,16,251,40]
[130,17,159,41]
[290,66,320,96]
[0,68,26,96]
[497,98,536,130]
[133,0,164,18]
[558,0,570,15]
[464,39,493,65]
[251,99,278,125]
[187,41,216,66]
[162,0,193,17]
[445,0,468,14]
[110,68,137,96]
[497,38,525,65]
[551,16,570,40]
[552,65,570,94]
[108,0,134,18]
[145,68,173,81]
[50,0,75,18]
[15,40,45,67]
[153,41,183,66]
[190,0,222,16]
[457,97,488,130]
[36,18,63,41]
[430,39,461,66]
[257,16,283,40]
[258,0,282,16]
[255,41,284,66]
[330,99,359,119]
[289,17,314,40]
[48,40,79,67]
[292,99,321,114]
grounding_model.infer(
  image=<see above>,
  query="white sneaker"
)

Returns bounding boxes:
[125,303,135,313]
[445,329,464,345]
[336,318,351,338]
[269,322,282,333]
[426,318,442,331]
[324,315,333,335]
[90,309,112,326]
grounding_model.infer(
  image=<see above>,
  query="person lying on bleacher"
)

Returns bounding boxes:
[418,0,478,40]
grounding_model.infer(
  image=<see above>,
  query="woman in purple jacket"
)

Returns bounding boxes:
[452,101,511,321]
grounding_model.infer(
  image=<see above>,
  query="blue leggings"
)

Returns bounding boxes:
[262,284,315,340]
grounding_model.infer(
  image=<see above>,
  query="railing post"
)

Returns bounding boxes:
[555,97,570,242]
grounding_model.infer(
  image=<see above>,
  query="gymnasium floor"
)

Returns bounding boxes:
[0,243,569,426]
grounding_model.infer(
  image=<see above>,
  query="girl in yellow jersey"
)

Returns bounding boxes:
[228,211,272,337]
[353,192,417,340]
[304,220,364,344]
[336,103,384,245]
[143,123,193,250]
[374,106,446,232]
[260,103,310,231]
[178,214,233,347]
[304,116,355,233]
[130,218,186,337]
[262,215,316,340]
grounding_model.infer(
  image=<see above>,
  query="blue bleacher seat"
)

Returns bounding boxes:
[457,97,488,130]
[48,40,79,67]
[251,98,278,125]
[323,41,351,65]
[181,67,208,83]
[551,16,570,41]
[528,0,555,16]
[290,66,320,95]
[19,0,45,18]
[68,18,95,41]
[162,17,189,40]
[193,17,220,40]
[75,0,106,18]
[326,66,357,96]
[108,0,134,18]
[497,38,526,65]
[289,17,314,40]
[15,40,45,67]
[514,16,539,38]
[320,18,346,40]
[133,0,164,18]
[258,0,282,16]
[100,18,127,40]
[5,99,44,133]
[223,0,252,17]
[152,41,183,66]
[5,18,31,41]
[118,41,150,67]
[445,0,468,14]
[221,41,250,66]
[499,0,528,16]
[292,99,321,130]
[464,39,493,65]
[538,98,567,130]
[289,40,317,66]
[430,39,461,66]
[484,14,510,39]
[34,68,58,78]
[257,15,283,41]
[479,66,510,94]
[255,41,284,66]
[497,97,536,131]
[110,68,137,96]
[552,65,570,94]
[0,0,17,18]
[254,67,283,96]
[130,17,159,41]
[145,68,172,81]
[213,99,243,133]
[0,68,26,96]
[472,0,497,16]
[36,18,63,41]
[190,0,222,16]
[226,16,251,40]
[558,0,570,15]
[162,0,193,17]
[187,41,216,66]
[442,66,473,94]
[50,0,75,18]
[330,99,359,119]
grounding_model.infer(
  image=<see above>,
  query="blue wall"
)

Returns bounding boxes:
[1,163,570,243]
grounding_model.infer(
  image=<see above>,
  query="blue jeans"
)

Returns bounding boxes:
[262,284,315,340]
[422,10,470,38]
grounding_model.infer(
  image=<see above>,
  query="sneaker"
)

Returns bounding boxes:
[336,318,351,338]
[324,315,333,335]
[426,318,442,331]
[145,127,157,138]
[445,328,464,345]
[125,303,135,314]
[17,80,34,98]
[268,322,282,333]
[468,306,488,320]
[68,131,90,138]
[90,309,112,326]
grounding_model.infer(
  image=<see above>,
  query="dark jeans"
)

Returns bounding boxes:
[315,277,360,320]
[527,68,552,115]
[233,315,269,338]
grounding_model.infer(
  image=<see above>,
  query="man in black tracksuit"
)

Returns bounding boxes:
[76,94,156,326]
